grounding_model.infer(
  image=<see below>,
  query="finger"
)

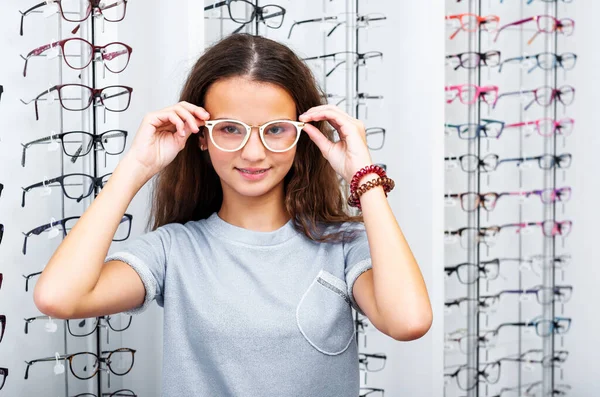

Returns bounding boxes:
[299,108,356,138]
[302,123,334,158]
[179,101,210,121]
[172,105,201,134]
[153,110,185,136]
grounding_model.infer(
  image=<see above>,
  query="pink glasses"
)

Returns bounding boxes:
[445,14,500,40]
[504,118,574,137]
[494,15,575,45]
[445,84,499,106]
[22,38,132,77]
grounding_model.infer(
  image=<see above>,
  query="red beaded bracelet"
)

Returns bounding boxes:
[347,165,395,210]
[350,164,387,192]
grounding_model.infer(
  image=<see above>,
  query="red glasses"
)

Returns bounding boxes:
[445,84,499,106]
[22,38,132,77]
[504,118,574,137]
[445,13,500,40]
[494,15,575,45]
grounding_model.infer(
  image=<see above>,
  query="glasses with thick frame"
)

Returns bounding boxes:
[446,51,501,70]
[445,13,499,40]
[445,153,571,172]
[203,119,305,153]
[21,172,112,207]
[22,214,132,255]
[22,84,133,121]
[444,259,500,285]
[494,15,574,45]
[204,1,286,34]
[445,119,505,140]
[24,348,136,380]
[445,84,498,106]
[444,187,572,212]
[0,85,3,102]
[0,367,7,390]
[24,314,132,338]
[22,130,128,167]
[22,37,132,77]
[0,225,3,246]
[304,51,383,78]
[20,0,128,36]
[498,52,577,73]
[494,85,575,111]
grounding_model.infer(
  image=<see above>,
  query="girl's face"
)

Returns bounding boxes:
[201,76,298,200]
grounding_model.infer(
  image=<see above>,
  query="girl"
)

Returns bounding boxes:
[34,33,432,396]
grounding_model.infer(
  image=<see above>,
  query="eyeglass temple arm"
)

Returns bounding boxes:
[22,176,61,207]
[287,16,337,39]
[203,0,227,11]
[498,56,525,73]
[23,272,42,292]
[24,355,69,379]
[21,135,55,167]
[494,18,532,42]
[19,1,49,36]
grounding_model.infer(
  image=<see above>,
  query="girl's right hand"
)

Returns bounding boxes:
[125,101,210,178]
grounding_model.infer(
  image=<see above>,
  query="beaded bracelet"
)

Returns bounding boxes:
[347,176,395,210]
[350,164,387,192]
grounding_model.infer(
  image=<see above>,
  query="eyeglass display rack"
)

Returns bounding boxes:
[14,4,132,396]
[444,0,573,396]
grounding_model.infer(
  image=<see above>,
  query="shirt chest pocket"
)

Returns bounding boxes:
[296,269,355,355]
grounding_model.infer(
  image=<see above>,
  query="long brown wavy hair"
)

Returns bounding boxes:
[150,33,362,242]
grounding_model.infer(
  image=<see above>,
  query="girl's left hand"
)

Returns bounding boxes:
[299,105,373,183]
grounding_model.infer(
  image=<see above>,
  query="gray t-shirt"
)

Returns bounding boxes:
[105,212,373,396]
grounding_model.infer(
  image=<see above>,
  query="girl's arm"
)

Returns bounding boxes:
[34,102,209,319]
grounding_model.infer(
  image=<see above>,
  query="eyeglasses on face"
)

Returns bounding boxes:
[204,119,305,153]
[444,259,500,284]
[494,85,575,111]
[498,52,577,73]
[204,1,286,34]
[504,118,574,137]
[304,51,383,77]
[22,214,132,255]
[24,348,136,380]
[445,84,498,106]
[22,172,112,207]
[20,0,128,36]
[446,51,501,70]
[494,15,575,45]
[22,84,133,121]
[445,119,505,139]
[22,37,132,77]
[445,13,499,40]
[22,130,128,167]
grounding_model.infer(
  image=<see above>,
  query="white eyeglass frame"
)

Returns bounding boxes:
[203,119,305,153]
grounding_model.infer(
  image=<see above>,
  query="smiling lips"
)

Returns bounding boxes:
[236,167,270,174]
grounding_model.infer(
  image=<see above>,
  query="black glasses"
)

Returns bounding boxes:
[490,316,572,338]
[20,0,128,36]
[25,348,136,380]
[0,367,7,390]
[0,315,5,344]
[23,271,42,292]
[445,259,500,284]
[22,214,132,255]
[360,387,384,397]
[22,172,112,207]
[0,224,3,245]
[444,363,498,391]
[445,119,505,139]
[22,130,128,167]
[22,84,133,121]
[204,1,286,34]
[499,52,577,73]
[445,154,499,173]
[304,51,383,77]
[0,183,3,198]
[0,85,3,102]
[24,314,132,337]
[75,390,137,397]
[446,50,501,70]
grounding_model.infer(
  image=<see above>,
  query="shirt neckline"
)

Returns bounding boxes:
[203,212,300,246]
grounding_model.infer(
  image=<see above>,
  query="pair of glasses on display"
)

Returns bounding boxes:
[25,314,132,337]
[20,0,128,36]
[22,84,133,121]
[304,51,383,78]
[23,271,42,292]
[445,84,498,106]
[204,1,286,34]
[493,382,571,397]
[445,118,574,140]
[445,51,501,70]
[445,187,572,212]
[445,13,499,40]
[22,130,128,167]
[494,15,575,45]
[22,37,132,77]
[22,213,132,255]
[494,85,575,110]
[498,52,577,73]
[21,172,112,207]
[444,363,499,391]
[444,153,572,173]
[288,13,386,39]
[360,387,384,397]
[24,348,135,380]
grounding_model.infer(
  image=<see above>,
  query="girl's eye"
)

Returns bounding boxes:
[266,126,284,135]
